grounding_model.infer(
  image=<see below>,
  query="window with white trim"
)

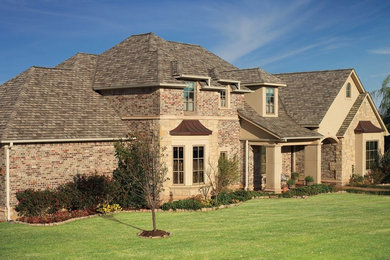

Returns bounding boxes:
[193,146,204,184]
[173,146,184,184]
[184,81,195,111]
[266,87,275,114]
[220,89,227,108]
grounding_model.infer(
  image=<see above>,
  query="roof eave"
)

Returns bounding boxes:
[93,82,187,91]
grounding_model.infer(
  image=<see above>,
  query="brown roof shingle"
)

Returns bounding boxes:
[238,100,322,139]
[275,69,353,126]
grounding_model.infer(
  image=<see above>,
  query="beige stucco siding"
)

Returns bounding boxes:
[319,73,361,137]
[340,97,385,183]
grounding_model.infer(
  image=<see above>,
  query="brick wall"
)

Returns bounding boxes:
[294,146,305,178]
[102,87,160,117]
[8,141,117,207]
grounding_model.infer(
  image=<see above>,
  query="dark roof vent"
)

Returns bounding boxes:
[170,120,212,136]
[354,121,383,133]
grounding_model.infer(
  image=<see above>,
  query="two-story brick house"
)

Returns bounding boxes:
[0,33,387,220]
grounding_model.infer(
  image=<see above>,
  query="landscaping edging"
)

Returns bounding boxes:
[11,202,244,226]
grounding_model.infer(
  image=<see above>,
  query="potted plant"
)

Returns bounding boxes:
[282,184,289,192]
[291,172,300,181]
[287,178,296,188]
[304,176,314,186]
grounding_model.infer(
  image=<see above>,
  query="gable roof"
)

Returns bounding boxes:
[238,100,322,140]
[336,93,367,137]
[0,54,129,141]
[275,69,353,127]
[93,33,238,89]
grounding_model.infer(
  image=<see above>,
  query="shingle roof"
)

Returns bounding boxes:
[219,68,285,85]
[0,54,129,141]
[336,93,366,137]
[93,33,238,89]
[238,100,322,139]
[275,69,353,126]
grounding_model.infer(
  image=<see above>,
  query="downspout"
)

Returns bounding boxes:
[5,142,13,221]
[245,140,249,191]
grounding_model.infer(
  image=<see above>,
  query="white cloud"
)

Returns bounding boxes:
[369,48,390,55]
[211,0,317,62]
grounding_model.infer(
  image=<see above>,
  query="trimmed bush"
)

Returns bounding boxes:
[161,199,203,211]
[15,174,119,217]
[280,184,334,198]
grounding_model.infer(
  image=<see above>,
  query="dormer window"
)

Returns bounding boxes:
[184,81,195,111]
[266,87,275,114]
[346,83,351,98]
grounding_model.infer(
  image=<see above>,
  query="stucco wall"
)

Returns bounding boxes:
[8,141,117,207]
[319,73,360,138]
[341,97,385,183]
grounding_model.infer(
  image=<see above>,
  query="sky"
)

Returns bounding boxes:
[0,0,389,99]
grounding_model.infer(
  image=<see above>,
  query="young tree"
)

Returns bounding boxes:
[372,74,390,128]
[114,133,168,234]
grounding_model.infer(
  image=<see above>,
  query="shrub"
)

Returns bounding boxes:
[161,199,203,211]
[280,184,333,198]
[349,174,364,185]
[96,203,122,214]
[15,189,54,217]
[15,174,120,217]
[216,156,240,193]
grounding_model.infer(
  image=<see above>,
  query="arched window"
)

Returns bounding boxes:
[346,83,351,98]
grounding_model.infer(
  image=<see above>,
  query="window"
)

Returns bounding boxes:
[173,147,184,184]
[266,87,275,114]
[193,146,204,184]
[184,81,195,111]
[366,141,378,170]
[220,89,227,108]
[346,83,351,98]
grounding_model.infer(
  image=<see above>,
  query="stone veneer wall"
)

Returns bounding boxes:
[341,98,385,184]
[321,143,337,179]
[294,146,305,178]
[0,145,5,208]
[8,141,117,207]
[281,146,292,177]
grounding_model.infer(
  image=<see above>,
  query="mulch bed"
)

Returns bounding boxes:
[138,229,170,238]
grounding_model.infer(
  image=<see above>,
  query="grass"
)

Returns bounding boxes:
[1,193,390,259]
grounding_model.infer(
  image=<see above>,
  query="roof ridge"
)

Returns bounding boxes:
[274,68,354,75]
[166,40,201,47]
[222,67,261,72]
[1,67,35,140]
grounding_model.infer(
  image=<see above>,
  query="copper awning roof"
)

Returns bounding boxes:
[354,121,383,133]
[170,120,212,136]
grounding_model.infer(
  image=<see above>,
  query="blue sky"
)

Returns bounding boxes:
[1,0,389,97]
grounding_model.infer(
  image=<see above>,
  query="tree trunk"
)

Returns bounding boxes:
[152,206,157,231]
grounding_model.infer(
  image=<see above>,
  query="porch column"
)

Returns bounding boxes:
[265,144,282,193]
[304,142,321,184]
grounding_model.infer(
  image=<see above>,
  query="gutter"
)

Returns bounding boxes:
[5,142,13,221]
[0,137,124,144]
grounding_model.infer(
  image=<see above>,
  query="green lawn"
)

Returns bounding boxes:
[1,193,390,259]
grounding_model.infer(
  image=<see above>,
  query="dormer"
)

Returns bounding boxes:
[244,84,285,117]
